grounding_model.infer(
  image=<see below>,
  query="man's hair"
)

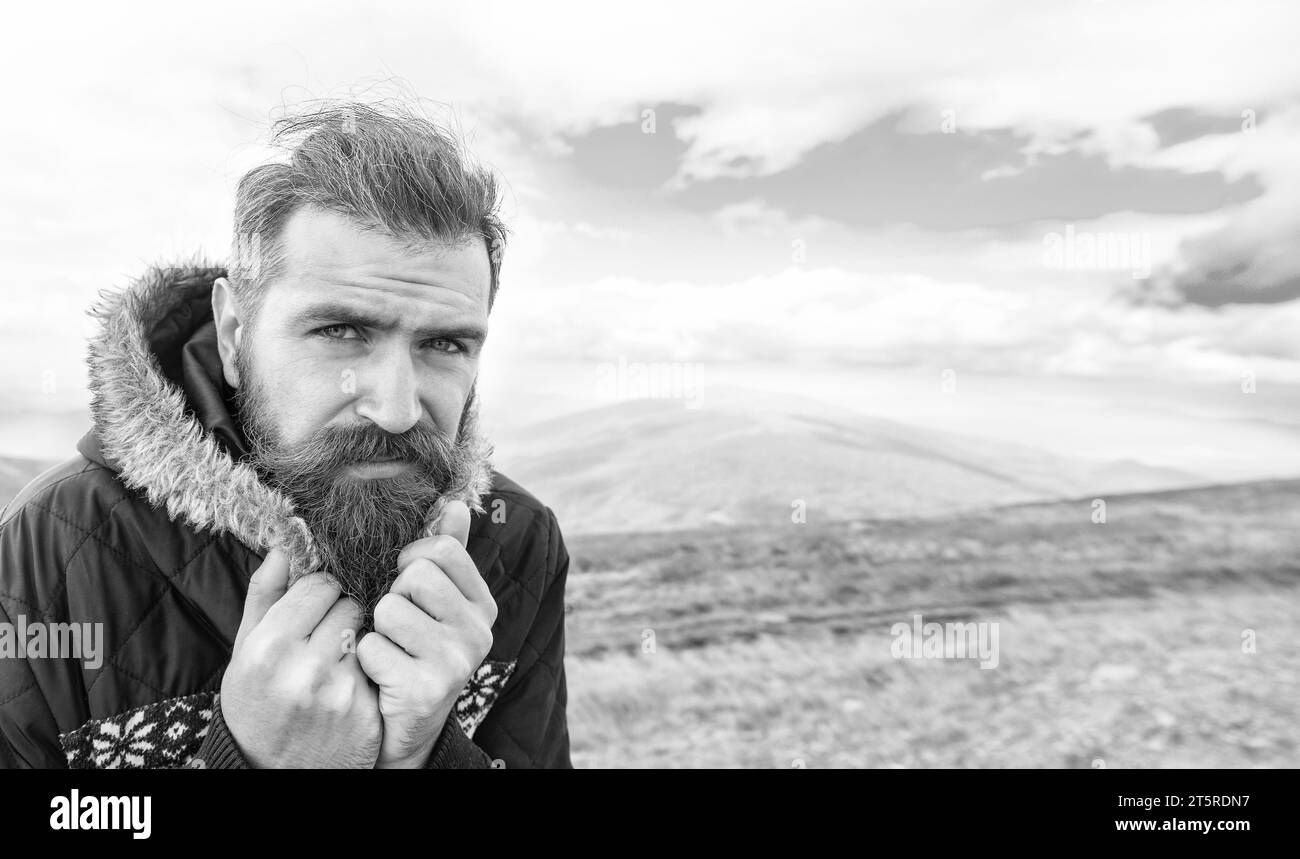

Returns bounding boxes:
[229,100,508,319]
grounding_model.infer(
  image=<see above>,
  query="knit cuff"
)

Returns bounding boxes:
[425,715,493,769]
[188,693,251,769]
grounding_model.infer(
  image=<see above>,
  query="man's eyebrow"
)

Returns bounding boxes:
[292,303,487,342]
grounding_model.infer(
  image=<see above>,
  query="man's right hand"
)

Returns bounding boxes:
[219,547,382,768]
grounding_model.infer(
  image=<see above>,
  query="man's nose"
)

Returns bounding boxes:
[353,347,423,435]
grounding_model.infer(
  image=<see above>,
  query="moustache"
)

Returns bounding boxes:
[258,420,463,481]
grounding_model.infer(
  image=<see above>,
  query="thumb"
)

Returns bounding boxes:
[435,500,471,549]
[236,546,289,647]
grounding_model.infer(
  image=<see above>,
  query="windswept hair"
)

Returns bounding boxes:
[229,100,508,316]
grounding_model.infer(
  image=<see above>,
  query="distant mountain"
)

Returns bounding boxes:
[1,389,1212,533]
[0,396,87,499]
[490,388,1207,535]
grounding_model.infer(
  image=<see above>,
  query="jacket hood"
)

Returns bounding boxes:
[82,259,493,583]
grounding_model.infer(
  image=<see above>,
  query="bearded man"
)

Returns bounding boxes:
[0,102,571,768]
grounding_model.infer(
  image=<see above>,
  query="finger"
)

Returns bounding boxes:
[236,547,289,648]
[434,500,471,548]
[372,592,444,659]
[395,536,492,607]
[342,646,375,690]
[307,596,365,660]
[261,572,343,640]
[391,559,475,627]
[354,630,413,689]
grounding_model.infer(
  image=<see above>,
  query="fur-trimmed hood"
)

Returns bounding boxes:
[83,260,493,584]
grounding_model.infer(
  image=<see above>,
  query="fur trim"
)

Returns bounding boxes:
[86,260,493,581]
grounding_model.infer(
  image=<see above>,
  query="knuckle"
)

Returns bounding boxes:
[354,632,378,662]
[447,649,474,682]
[291,574,340,605]
[319,685,348,714]
[470,630,493,661]
[302,571,340,592]
[410,556,440,578]
[395,559,435,592]
[328,674,360,712]
[395,543,421,569]
[283,673,320,710]
[241,632,279,666]
[430,535,460,562]
[373,593,404,629]
[340,596,364,624]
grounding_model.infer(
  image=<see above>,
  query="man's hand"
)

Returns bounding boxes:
[220,548,382,768]
[356,501,498,768]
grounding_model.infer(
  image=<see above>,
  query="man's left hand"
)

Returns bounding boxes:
[356,501,497,768]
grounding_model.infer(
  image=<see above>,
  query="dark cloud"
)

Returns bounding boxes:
[668,110,1263,230]
[1177,274,1300,306]
[1145,263,1300,308]
[550,103,1293,310]
[1143,106,1261,148]
[562,102,698,191]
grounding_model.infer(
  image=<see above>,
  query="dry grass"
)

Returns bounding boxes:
[563,481,1300,767]
[568,587,1299,768]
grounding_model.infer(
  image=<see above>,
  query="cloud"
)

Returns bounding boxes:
[709,198,837,241]
[487,262,1300,383]
[675,115,1262,231]
[14,1,1297,182]
[1135,105,1300,305]
[2,0,1298,419]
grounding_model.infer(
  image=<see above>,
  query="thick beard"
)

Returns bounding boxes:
[233,344,491,626]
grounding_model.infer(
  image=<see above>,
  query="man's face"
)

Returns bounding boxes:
[218,206,493,619]
[234,206,490,446]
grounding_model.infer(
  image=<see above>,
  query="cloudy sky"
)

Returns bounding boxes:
[2,0,1298,480]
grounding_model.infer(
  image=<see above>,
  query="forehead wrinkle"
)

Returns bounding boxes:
[288,259,489,315]
[277,218,491,312]
[293,295,487,342]
[281,258,483,309]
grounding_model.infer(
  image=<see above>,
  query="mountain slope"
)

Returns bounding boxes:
[491,389,1205,535]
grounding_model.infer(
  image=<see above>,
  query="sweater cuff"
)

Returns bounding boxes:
[188,693,251,769]
[425,715,493,769]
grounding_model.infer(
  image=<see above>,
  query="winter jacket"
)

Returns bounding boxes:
[0,262,571,768]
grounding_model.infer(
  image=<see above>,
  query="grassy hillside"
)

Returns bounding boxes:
[492,392,1207,534]
[562,479,1300,767]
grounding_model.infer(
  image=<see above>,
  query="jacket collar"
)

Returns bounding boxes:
[81,260,492,582]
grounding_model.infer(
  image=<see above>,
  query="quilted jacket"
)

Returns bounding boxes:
[0,262,571,768]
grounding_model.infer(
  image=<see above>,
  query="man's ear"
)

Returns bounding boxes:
[211,277,245,388]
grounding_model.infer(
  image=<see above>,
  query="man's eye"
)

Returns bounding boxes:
[316,324,359,340]
[426,339,464,354]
